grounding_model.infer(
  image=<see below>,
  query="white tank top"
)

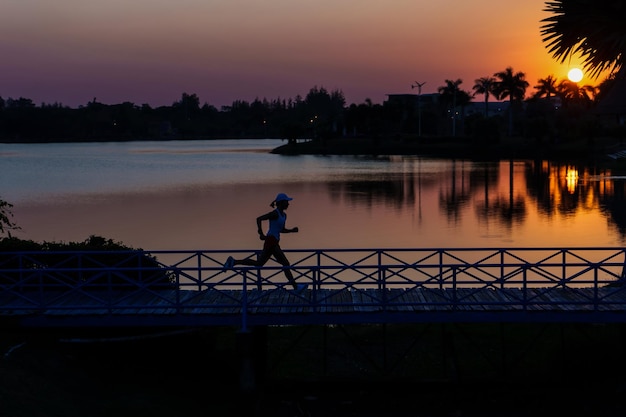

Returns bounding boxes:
[267,208,286,240]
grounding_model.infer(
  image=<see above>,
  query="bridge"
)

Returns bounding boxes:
[2,247,626,330]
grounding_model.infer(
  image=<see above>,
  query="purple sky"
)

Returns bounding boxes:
[1,0,594,108]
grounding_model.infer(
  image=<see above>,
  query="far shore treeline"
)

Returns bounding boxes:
[1,69,625,144]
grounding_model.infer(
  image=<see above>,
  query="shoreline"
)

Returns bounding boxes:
[271,136,626,165]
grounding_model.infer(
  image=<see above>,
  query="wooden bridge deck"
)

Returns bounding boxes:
[3,247,626,328]
[3,286,626,328]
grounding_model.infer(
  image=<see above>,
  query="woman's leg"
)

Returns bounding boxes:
[271,246,297,289]
[234,250,271,267]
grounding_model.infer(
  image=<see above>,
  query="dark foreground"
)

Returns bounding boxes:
[2,324,625,417]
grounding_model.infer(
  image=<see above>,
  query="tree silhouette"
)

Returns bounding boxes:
[542,2,626,126]
[541,0,626,79]
[438,79,472,136]
[472,76,497,118]
[533,75,559,99]
[557,80,597,107]
[0,197,19,237]
[0,74,617,144]
[493,67,529,136]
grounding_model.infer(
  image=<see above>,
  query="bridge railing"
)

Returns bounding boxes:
[1,248,626,319]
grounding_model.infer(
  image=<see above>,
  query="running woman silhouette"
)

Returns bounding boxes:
[224,193,307,292]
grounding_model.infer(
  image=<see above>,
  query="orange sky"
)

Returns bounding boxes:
[0,0,598,108]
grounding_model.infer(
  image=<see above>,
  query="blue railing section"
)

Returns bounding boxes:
[1,248,626,328]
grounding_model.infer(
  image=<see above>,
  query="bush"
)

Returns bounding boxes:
[0,235,175,291]
[0,197,20,237]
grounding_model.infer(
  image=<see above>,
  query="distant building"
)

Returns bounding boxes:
[465,101,510,118]
[386,93,509,118]
[385,93,439,109]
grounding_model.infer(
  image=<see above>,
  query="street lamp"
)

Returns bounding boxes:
[411,81,426,137]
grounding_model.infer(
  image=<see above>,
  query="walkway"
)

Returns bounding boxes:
[2,248,626,329]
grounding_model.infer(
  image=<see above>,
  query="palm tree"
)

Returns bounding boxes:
[472,76,496,117]
[533,75,559,99]
[438,79,472,136]
[492,67,529,137]
[557,80,597,108]
[594,73,617,103]
[541,0,626,79]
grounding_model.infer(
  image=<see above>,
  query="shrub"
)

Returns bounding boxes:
[0,235,175,291]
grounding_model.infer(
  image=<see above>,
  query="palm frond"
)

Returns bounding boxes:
[540,0,626,78]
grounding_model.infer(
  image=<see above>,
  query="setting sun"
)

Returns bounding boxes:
[568,68,584,82]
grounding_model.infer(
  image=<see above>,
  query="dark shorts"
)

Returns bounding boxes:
[263,235,280,251]
[258,235,289,266]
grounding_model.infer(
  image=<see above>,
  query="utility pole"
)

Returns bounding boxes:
[411,81,426,137]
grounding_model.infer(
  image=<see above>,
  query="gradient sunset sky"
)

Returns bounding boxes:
[1,0,594,108]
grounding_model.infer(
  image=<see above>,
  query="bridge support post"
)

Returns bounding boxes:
[236,326,268,398]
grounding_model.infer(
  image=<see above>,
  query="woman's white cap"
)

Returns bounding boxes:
[275,193,293,202]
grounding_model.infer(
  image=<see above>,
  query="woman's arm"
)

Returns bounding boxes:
[256,211,277,239]
[281,214,298,233]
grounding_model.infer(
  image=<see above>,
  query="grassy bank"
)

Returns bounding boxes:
[2,323,625,416]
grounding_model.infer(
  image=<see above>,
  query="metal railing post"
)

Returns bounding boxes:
[317,250,321,290]
[256,250,262,291]
[594,264,599,311]
[561,249,566,288]
[500,249,505,289]
[311,265,317,307]
[241,270,248,332]
[439,249,444,290]
[522,265,528,311]
[197,252,202,291]
[381,266,388,309]
[452,266,457,310]
[378,250,383,291]
[175,267,181,313]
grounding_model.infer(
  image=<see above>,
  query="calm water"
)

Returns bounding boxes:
[1,139,625,251]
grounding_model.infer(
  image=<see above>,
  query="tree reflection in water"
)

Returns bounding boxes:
[325,156,625,246]
[9,146,626,250]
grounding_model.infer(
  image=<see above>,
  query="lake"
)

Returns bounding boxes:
[3,139,625,417]
[1,139,625,251]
